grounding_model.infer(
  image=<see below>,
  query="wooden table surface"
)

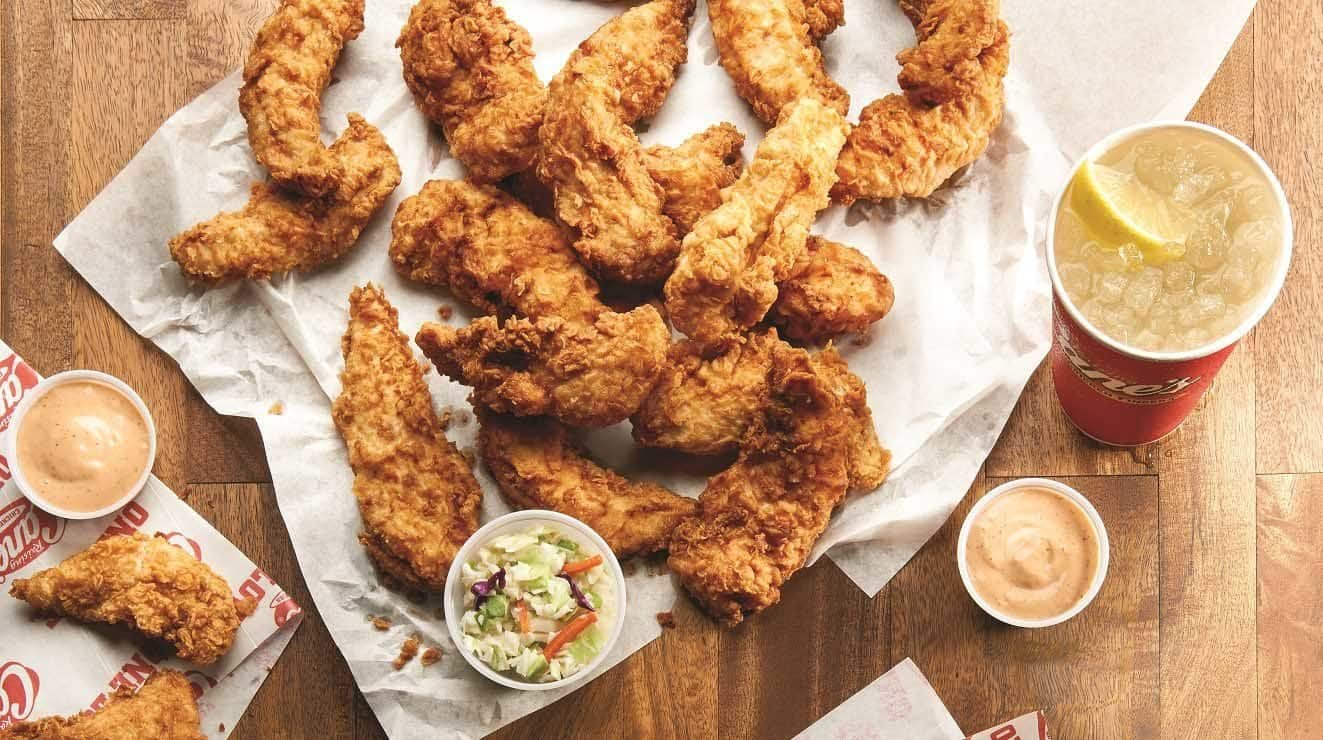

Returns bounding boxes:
[3,1,1321,738]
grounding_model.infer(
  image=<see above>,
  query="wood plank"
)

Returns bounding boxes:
[186,483,367,738]
[185,0,275,99]
[1251,0,1323,473]
[1153,18,1260,739]
[1154,347,1257,738]
[72,0,188,20]
[715,561,890,740]
[987,361,1154,477]
[1257,474,1323,739]
[0,0,75,373]
[496,571,721,739]
[68,19,198,492]
[889,473,1159,737]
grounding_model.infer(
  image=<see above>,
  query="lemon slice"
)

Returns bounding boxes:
[1072,160,1198,264]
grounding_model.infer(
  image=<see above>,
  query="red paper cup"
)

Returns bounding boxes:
[1047,122,1292,446]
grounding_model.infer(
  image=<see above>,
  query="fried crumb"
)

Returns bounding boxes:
[393,634,421,670]
[268,401,284,415]
[438,305,454,320]
[455,409,471,425]
[371,616,392,631]
[656,611,676,629]
[460,446,476,465]
[218,725,225,733]
[420,647,442,666]
[438,408,453,431]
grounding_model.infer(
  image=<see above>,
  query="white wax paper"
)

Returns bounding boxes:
[0,341,301,739]
[50,0,1255,736]
[792,658,963,740]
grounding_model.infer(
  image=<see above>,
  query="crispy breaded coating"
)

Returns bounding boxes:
[664,98,849,349]
[8,533,255,665]
[389,179,605,325]
[631,329,779,456]
[0,670,203,740]
[478,412,697,558]
[240,0,365,196]
[832,10,1009,203]
[332,284,482,591]
[770,237,895,344]
[397,0,547,182]
[667,346,853,625]
[537,0,696,286]
[416,306,670,428]
[707,0,849,125]
[642,123,746,234]
[814,347,892,491]
[169,114,401,283]
[896,0,1002,105]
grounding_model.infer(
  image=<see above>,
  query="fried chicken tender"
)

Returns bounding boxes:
[641,123,746,234]
[708,0,849,125]
[664,98,849,349]
[633,331,889,490]
[478,412,697,557]
[8,533,255,665]
[631,329,779,456]
[169,114,401,283]
[332,284,483,591]
[397,0,546,183]
[896,0,1002,105]
[240,0,365,197]
[389,179,604,325]
[537,0,696,286]
[832,8,1009,203]
[0,670,203,740]
[416,306,670,428]
[667,346,853,625]
[770,237,895,344]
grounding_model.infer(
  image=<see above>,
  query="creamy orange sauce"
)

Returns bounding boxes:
[16,381,151,513]
[966,487,1100,621]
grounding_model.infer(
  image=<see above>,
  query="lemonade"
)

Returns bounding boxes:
[1053,128,1284,353]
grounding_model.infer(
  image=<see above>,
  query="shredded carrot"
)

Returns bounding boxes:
[543,612,598,659]
[561,554,603,575]
[516,600,531,634]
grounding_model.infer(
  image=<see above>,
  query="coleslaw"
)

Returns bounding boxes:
[458,525,614,683]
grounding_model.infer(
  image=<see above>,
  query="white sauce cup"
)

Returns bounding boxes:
[444,509,628,691]
[956,477,1110,628]
[2,370,157,520]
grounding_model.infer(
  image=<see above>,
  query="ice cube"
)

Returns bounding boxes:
[1117,243,1145,271]
[1231,185,1271,227]
[1177,293,1227,327]
[1123,269,1163,315]
[1219,260,1254,302]
[1096,272,1128,304]
[1200,188,1235,227]
[1101,303,1136,330]
[1231,220,1278,260]
[1173,165,1229,206]
[1157,241,1187,262]
[1164,287,1195,309]
[1133,329,1164,351]
[1059,263,1092,298]
[1056,209,1089,249]
[1188,219,1230,271]
[1163,262,1196,291]
[1134,143,1195,195]
[1197,270,1225,296]
[1184,327,1211,348]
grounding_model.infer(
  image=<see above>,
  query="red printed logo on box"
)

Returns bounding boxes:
[0,661,40,730]
[0,499,66,584]
[160,531,202,561]
[0,351,40,483]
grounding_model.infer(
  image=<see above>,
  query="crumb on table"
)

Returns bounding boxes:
[438,305,454,320]
[421,647,442,667]
[393,634,421,670]
[268,401,284,415]
[371,616,392,631]
[656,611,676,629]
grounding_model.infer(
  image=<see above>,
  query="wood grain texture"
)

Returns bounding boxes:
[891,474,1159,738]
[1257,474,1323,740]
[1251,0,1323,474]
[72,0,188,20]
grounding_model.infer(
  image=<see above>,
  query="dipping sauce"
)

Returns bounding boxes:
[965,487,1100,621]
[16,381,151,513]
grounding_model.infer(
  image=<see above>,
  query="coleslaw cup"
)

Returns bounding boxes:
[956,478,1109,629]
[444,509,627,691]
[2,370,157,520]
